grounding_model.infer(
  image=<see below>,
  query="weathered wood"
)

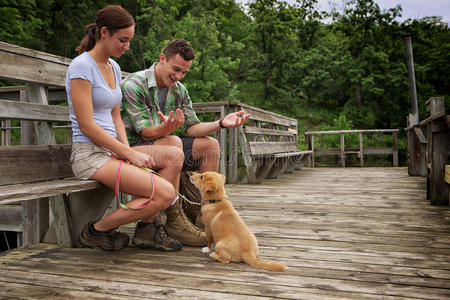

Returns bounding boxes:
[248,141,298,156]
[0,98,69,121]
[407,126,427,176]
[0,41,70,87]
[0,179,99,205]
[0,205,22,231]
[445,165,450,184]
[1,168,449,299]
[244,125,296,137]
[22,198,48,246]
[0,145,72,185]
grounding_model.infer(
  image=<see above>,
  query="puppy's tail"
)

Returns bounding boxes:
[243,254,286,272]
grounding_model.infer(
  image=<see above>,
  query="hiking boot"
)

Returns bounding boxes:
[132,216,182,252]
[79,222,129,251]
[165,198,206,247]
[180,171,204,229]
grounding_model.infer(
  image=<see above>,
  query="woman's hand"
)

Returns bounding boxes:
[125,150,156,169]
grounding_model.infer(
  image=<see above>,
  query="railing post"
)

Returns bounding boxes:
[340,134,345,167]
[228,104,238,184]
[393,131,399,167]
[359,132,364,167]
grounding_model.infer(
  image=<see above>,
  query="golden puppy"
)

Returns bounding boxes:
[190,171,286,272]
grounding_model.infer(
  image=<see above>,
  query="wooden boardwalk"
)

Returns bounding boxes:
[1,167,450,299]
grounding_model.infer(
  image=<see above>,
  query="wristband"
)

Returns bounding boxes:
[219,118,225,129]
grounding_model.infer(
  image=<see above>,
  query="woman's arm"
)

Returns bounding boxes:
[71,79,154,168]
[111,105,129,147]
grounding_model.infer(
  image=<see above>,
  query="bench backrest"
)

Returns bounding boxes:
[239,103,298,156]
[0,98,72,186]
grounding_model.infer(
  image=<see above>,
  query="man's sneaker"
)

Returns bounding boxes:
[132,216,182,252]
[79,222,129,251]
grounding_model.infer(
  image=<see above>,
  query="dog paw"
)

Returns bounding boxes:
[202,247,211,254]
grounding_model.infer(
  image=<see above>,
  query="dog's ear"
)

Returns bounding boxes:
[204,179,218,193]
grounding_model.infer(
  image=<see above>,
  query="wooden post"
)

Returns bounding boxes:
[407,126,427,176]
[392,131,399,167]
[22,84,52,246]
[340,134,345,167]
[20,88,35,145]
[429,130,449,205]
[217,105,227,177]
[228,104,238,184]
[359,132,364,167]
[307,134,315,168]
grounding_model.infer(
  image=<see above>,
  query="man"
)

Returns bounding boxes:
[121,39,250,249]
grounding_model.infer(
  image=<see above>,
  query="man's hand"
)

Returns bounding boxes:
[221,110,250,128]
[158,108,185,133]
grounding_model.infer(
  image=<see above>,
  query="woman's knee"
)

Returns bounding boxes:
[154,178,178,208]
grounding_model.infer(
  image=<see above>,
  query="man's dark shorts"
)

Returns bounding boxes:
[135,137,200,171]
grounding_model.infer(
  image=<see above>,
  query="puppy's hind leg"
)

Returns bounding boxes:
[210,248,232,264]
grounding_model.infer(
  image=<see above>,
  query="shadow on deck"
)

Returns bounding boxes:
[1,167,450,299]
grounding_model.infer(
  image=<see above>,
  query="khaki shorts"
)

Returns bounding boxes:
[70,142,114,179]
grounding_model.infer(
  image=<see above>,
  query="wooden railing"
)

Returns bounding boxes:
[406,97,449,205]
[304,129,399,167]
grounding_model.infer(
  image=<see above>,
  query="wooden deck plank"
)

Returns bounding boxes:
[1,167,450,299]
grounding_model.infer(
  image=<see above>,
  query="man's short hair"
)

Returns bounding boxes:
[163,39,195,61]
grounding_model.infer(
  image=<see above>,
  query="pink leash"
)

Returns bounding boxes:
[115,159,156,210]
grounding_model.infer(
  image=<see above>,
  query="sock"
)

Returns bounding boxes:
[170,196,179,206]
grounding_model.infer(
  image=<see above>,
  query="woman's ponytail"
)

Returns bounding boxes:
[75,23,99,54]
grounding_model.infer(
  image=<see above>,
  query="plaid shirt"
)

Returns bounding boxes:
[120,63,200,145]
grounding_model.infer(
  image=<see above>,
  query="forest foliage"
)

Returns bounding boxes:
[1,0,449,137]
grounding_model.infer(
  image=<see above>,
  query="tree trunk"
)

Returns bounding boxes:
[355,80,363,107]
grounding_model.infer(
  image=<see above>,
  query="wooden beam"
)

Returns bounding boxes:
[0,41,71,87]
[0,99,69,122]
[248,142,298,156]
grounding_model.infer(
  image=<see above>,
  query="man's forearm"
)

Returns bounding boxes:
[140,124,171,140]
[186,121,221,137]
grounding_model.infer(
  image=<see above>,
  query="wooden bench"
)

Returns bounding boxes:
[0,92,114,248]
[0,41,115,247]
[236,105,312,184]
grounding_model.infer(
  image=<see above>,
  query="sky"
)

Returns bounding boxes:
[317,0,450,24]
[237,0,450,24]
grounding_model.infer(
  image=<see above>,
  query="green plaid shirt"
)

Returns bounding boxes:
[120,63,200,145]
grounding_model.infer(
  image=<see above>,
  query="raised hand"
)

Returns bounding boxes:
[157,108,185,133]
[221,110,250,128]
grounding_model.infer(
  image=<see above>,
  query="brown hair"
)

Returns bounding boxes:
[76,5,134,54]
[163,39,196,61]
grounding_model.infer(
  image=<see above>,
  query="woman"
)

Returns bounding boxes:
[66,5,183,252]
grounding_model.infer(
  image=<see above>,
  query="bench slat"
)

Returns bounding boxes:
[248,142,298,156]
[244,126,296,137]
[0,145,73,185]
[0,99,69,122]
[274,150,313,158]
[0,178,99,205]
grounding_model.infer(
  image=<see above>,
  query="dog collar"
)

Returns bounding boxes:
[204,199,223,204]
